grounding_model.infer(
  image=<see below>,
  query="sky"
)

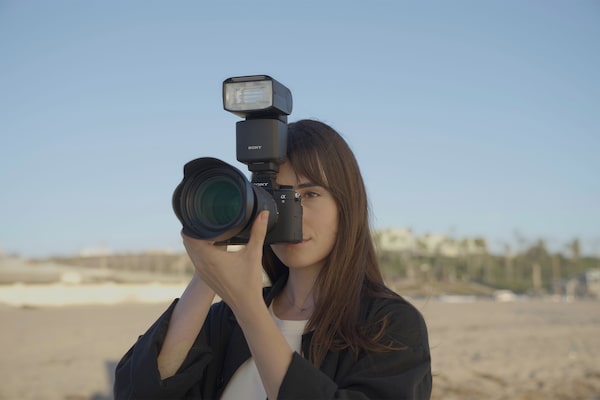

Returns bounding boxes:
[1,1,599,258]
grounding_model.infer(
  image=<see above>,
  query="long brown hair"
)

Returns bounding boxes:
[262,119,399,367]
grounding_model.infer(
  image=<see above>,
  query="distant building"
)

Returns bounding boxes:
[564,269,600,299]
[374,228,488,257]
[79,247,112,257]
[374,228,416,253]
[588,270,600,298]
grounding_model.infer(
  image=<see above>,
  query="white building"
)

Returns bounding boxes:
[374,228,488,257]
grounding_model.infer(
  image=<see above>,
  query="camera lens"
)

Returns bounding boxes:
[178,166,251,239]
[191,175,243,229]
[173,157,258,241]
[173,157,283,243]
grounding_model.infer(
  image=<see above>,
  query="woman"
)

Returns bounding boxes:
[114,119,432,399]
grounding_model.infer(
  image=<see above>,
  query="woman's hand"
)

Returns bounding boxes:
[181,211,269,312]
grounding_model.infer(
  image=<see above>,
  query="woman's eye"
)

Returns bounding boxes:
[301,191,319,199]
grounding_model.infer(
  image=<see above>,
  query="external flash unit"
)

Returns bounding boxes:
[172,75,302,245]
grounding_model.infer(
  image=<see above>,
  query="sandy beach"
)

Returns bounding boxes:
[1,288,599,400]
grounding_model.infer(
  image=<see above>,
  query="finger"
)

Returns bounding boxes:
[247,210,269,254]
[181,231,215,248]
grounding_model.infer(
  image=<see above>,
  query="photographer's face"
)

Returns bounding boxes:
[270,162,338,273]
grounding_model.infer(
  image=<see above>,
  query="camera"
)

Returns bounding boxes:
[172,75,303,245]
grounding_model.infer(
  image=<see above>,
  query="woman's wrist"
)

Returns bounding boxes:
[228,289,267,324]
[190,271,216,294]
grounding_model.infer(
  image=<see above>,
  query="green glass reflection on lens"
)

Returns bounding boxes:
[194,176,242,227]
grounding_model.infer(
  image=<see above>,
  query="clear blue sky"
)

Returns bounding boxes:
[1,1,599,258]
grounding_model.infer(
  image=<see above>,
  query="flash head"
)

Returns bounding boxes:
[223,75,293,119]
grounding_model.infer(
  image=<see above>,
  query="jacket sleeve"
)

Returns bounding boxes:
[113,299,223,400]
[277,299,432,400]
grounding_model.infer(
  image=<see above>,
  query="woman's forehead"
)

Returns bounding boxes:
[277,154,328,187]
[276,162,305,186]
[277,161,329,190]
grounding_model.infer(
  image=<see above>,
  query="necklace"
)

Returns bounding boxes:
[285,288,315,312]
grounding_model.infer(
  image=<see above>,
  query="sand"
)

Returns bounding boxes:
[422,298,600,400]
[1,292,599,400]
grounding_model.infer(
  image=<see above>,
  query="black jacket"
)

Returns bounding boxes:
[114,278,431,399]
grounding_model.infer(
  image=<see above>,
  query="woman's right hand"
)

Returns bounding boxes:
[181,211,270,314]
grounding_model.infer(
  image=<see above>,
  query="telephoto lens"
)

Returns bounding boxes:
[172,157,276,243]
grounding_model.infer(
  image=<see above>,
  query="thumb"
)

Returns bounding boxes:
[247,210,270,254]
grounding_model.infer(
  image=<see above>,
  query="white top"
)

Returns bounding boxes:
[220,305,308,400]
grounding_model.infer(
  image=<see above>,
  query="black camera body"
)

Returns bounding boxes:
[172,75,303,245]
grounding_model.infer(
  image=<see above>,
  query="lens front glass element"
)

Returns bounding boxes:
[192,176,242,229]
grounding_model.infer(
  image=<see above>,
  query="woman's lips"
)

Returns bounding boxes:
[284,239,309,247]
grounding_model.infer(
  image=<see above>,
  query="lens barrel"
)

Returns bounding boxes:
[173,157,275,242]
